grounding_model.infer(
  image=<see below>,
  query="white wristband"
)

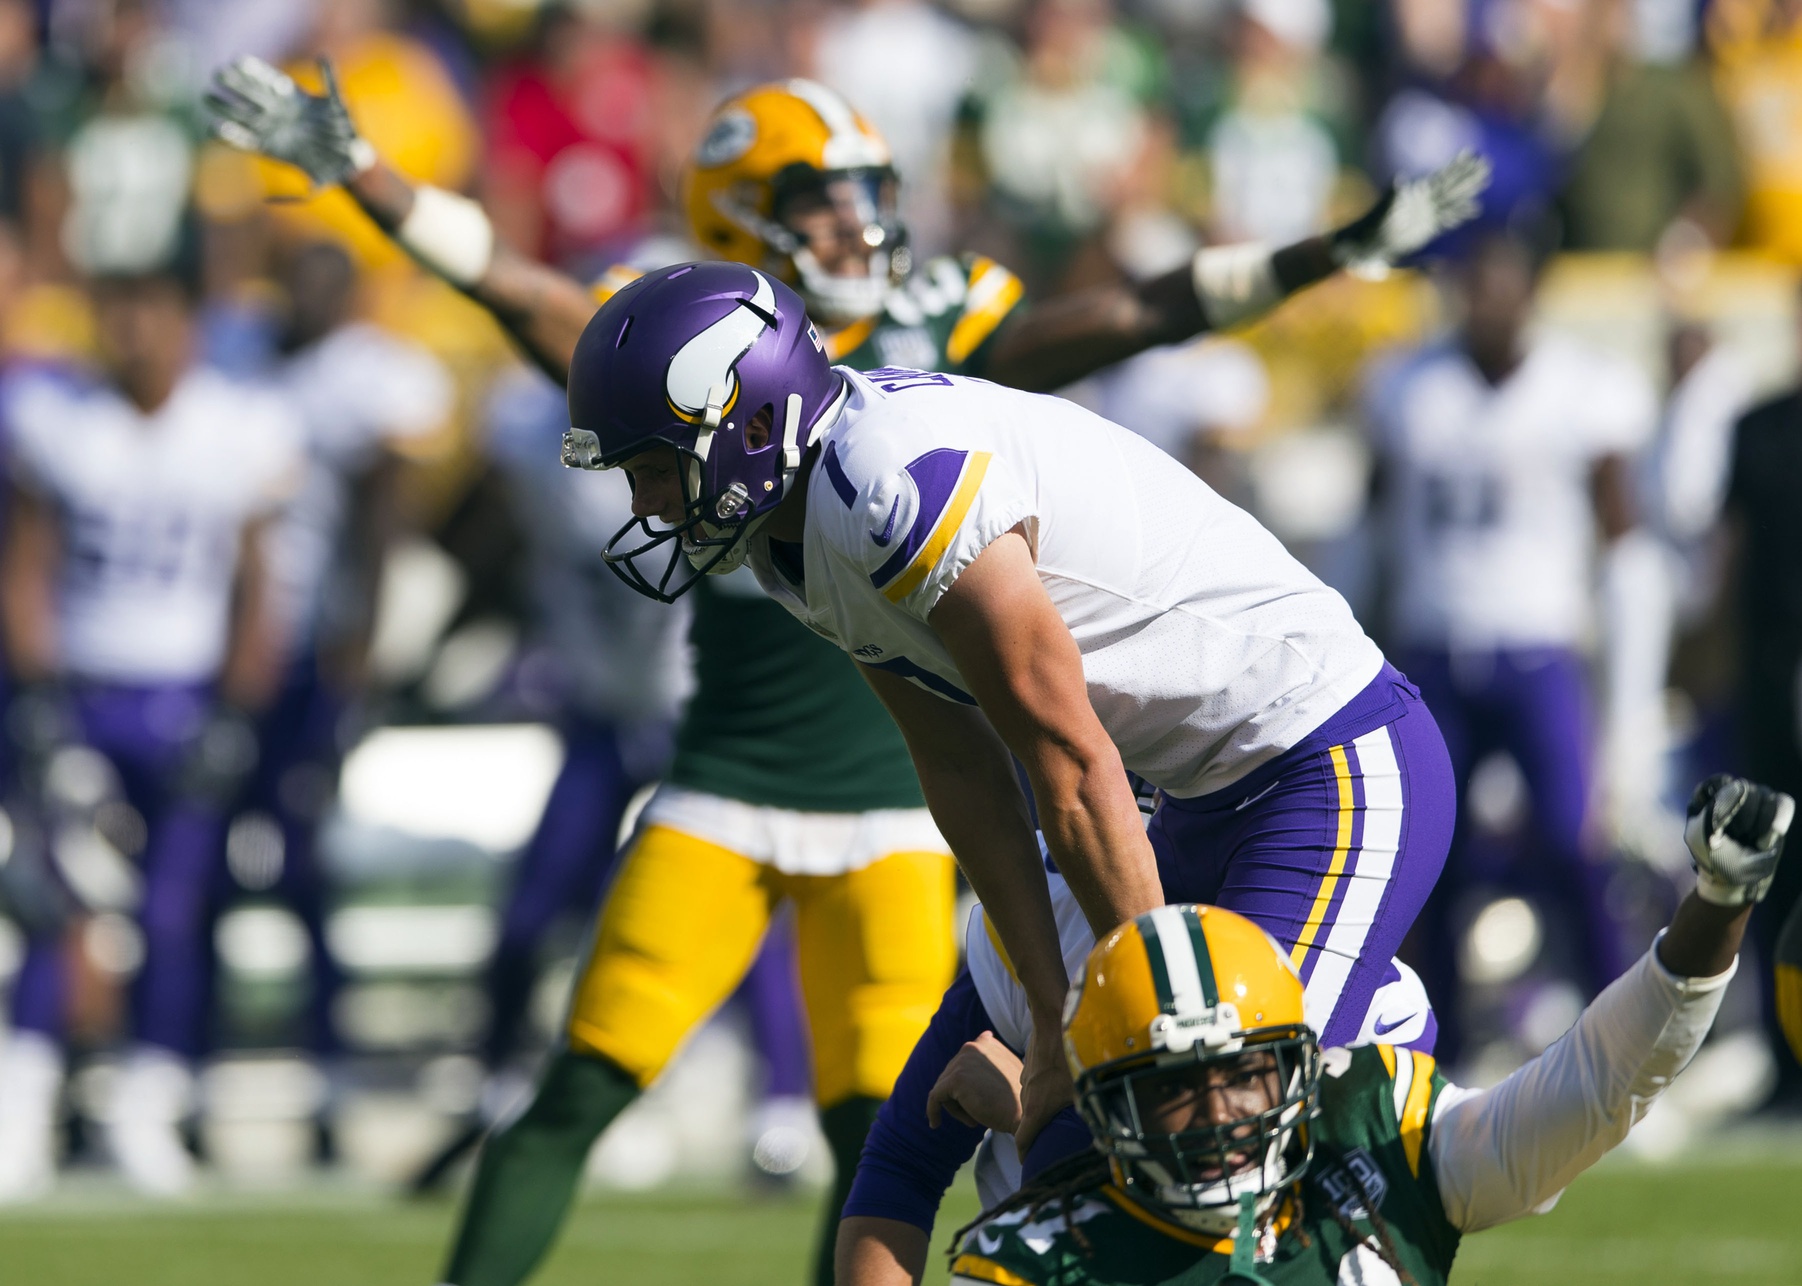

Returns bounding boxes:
[396,185,496,288]
[1191,243,1281,329]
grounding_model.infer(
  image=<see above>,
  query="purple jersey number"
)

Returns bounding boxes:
[865,367,954,393]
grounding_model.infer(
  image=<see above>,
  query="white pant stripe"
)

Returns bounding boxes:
[1302,725,1406,1037]
[1148,905,1206,1019]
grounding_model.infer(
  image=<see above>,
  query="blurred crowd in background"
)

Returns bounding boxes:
[0,0,1801,1199]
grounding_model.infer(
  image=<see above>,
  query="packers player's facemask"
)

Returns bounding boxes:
[1065,905,1322,1237]
[737,164,907,327]
[1078,1032,1319,1235]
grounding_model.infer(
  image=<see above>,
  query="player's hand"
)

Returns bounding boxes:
[204,56,375,190]
[1330,151,1491,280]
[926,1031,1024,1133]
[1684,774,1794,906]
[1016,1021,1074,1153]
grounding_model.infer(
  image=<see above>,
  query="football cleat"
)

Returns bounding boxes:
[1063,905,1320,1237]
[684,80,906,326]
[1683,774,1794,907]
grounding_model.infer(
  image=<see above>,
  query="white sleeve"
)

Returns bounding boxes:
[1427,938,1734,1233]
[829,435,1034,622]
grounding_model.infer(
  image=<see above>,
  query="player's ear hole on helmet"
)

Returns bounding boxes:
[744,403,774,450]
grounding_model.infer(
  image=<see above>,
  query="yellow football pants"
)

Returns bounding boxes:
[565,823,957,1108]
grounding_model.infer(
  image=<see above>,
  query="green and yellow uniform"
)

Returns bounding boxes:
[952,1045,1459,1286]
[565,251,1024,1103]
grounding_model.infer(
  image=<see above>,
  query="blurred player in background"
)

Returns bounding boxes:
[1363,228,1659,1064]
[0,226,302,1200]
[204,55,1481,1286]
[219,238,452,1154]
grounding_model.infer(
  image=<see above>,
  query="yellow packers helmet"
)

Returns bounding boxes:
[1064,904,1320,1234]
[683,79,907,326]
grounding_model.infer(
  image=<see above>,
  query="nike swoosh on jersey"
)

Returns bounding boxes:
[1235,778,1282,811]
[976,1230,1004,1256]
[1372,1014,1415,1037]
[870,496,901,546]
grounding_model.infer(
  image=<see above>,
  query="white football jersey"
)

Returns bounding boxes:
[4,362,302,683]
[269,323,452,650]
[748,366,1384,799]
[1365,335,1656,650]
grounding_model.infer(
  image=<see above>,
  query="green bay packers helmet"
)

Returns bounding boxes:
[683,79,906,327]
[1064,904,1320,1235]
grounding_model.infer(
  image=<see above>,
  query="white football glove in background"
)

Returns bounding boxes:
[1331,151,1492,280]
[1684,773,1794,906]
[204,56,375,190]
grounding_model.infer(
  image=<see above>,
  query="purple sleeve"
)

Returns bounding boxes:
[841,966,991,1233]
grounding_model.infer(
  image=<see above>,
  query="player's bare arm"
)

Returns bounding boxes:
[981,154,1491,393]
[217,516,286,712]
[926,529,1164,938]
[205,57,595,385]
[0,482,60,683]
[857,660,1074,1150]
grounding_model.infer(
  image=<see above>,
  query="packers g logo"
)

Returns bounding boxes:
[696,108,756,169]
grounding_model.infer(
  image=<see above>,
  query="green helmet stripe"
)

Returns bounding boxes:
[1139,913,1178,1013]
[1181,906,1220,1009]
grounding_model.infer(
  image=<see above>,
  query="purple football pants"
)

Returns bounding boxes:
[1401,646,1631,1063]
[11,684,228,1060]
[216,656,347,1058]
[1147,664,1455,1051]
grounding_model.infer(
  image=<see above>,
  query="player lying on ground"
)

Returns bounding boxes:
[936,773,1789,1286]
[834,862,1434,1286]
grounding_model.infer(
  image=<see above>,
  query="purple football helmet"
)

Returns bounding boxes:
[562,261,846,601]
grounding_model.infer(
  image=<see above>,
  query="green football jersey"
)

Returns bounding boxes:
[602,253,1026,813]
[950,1045,1462,1286]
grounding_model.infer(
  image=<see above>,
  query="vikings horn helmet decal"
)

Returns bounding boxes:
[665,270,777,425]
[562,261,846,603]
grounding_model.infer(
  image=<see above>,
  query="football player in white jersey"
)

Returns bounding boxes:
[560,261,1469,1147]
[223,239,453,1151]
[0,242,303,1201]
[1362,229,1660,1064]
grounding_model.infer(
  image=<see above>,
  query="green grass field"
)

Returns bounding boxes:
[2,1155,1800,1285]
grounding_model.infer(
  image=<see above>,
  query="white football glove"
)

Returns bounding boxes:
[1684,774,1794,907]
[204,56,375,190]
[1330,151,1492,281]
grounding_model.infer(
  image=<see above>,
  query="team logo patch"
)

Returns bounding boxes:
[1318,1148,1389,1220]
[696,107,757,168]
